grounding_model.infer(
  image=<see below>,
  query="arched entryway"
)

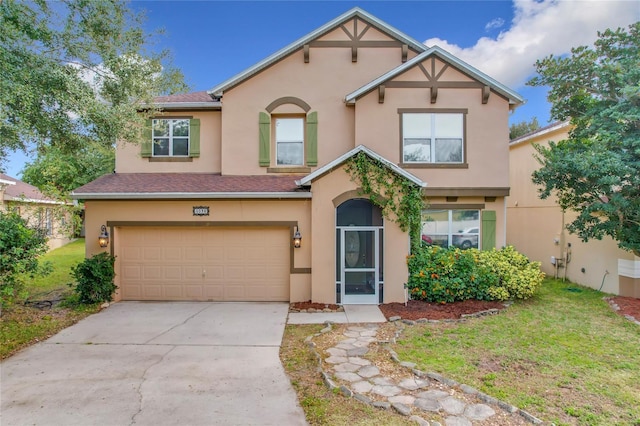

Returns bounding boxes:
[336,199,383,304]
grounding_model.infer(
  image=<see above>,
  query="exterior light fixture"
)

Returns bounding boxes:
[293,227,302,248]
[98,225,109,248]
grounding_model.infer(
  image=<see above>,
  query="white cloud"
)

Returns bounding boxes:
[425,0,639,88]
[485,18,505,32]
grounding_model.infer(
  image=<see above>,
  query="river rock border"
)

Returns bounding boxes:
[304,318,549,426]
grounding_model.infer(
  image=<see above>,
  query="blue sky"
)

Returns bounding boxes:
[4,0,637,178]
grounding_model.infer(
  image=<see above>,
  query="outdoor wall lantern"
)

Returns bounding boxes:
[293,227,302,249]
[98,225,110,248]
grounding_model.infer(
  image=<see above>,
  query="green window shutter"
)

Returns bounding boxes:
[189,118,200,157]
[481,210,496,250]
[259,112,270,167]
[141,119,152,157]
[306,111,318,166]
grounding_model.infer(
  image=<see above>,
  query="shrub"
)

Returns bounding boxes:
[71,252,116,304]
[406,245,544,303]
[0,211,50,309]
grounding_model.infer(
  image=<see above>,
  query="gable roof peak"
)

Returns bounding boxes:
[345,45,524,107]
[208,8,427,97]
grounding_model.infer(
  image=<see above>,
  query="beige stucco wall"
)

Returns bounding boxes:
[507,125,637,295]
[84,199,311,302]
[309,166,410,304]
[5,201,73,251]
[220,42,416,175]
[116,110,222,174]
[354,59,510,189]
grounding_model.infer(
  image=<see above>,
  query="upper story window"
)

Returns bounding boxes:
[275,117,304,166]
[152,119,190,156]
[401,112,464,164]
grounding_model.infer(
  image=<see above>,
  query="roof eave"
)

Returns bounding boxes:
[208,7,427,97]
[152,102,221,110]
[71,192,312,200]
[345,46,524,105]
[296,145,426,188]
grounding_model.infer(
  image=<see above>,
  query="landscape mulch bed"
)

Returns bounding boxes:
[379,299,507,320]
[292,296,640,323]
[609,295,640,322]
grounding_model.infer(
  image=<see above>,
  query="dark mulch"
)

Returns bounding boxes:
[379,299,507,320]
[609,296,640,322]
[290,301,340,311]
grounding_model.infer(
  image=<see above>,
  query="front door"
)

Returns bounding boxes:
[336,199,383,305]
[341,228,379,304]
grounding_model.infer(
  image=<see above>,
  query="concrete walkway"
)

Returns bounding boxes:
[287,304,387,324]
[1,302,307,426]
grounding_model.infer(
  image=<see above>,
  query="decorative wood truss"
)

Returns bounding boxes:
[303,18,413,64]
[378,57,492,105]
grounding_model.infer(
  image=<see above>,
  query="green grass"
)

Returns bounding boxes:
[394,279,640,425]
[24,239,85,295]
[1,239,98,359]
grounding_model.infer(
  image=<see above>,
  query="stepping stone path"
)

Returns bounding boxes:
[321,324,528,425]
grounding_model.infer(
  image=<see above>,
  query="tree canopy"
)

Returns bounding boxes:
[0,0,188,170]
[528,23,640,256]
[509,117,540,140]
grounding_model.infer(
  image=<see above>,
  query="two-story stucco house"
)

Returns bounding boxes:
[72,8,523,304]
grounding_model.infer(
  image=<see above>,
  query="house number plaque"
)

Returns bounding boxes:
[193,206,210,216]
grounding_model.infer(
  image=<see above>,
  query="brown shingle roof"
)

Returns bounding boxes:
[153,91,215,104]
[72,173,307,198]
[0,173,57,202]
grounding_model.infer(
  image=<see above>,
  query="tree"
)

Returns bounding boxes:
[0,0,188,169]
[21,142,115,199]
[0,211,50,309]
[509,117,540,140]
[528,23,640,256]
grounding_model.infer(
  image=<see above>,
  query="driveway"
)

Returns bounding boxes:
[0,302,307,426]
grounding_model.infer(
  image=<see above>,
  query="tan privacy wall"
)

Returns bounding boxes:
[507,124,637,295]
[84,199,311,302]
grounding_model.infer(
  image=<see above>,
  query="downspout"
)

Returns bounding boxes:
[503,197,507,247]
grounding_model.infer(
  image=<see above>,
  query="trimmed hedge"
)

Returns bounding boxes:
[406,245,544,303]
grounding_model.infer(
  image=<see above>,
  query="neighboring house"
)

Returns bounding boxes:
[72,8,523,304]
[0,173,73,251]
[507,121,639,297]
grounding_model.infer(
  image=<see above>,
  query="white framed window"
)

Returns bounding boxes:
[402,113,464,164]
[152,119,190,156]
[421,209,479,249]
[275,117,304,166]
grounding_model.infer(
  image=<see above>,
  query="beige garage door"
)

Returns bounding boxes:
[118,227,290,301]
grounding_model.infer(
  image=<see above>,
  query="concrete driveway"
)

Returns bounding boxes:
[0,302,307,426]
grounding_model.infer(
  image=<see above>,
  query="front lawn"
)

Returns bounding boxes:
[1,239,99,359]
[393,279,640,425]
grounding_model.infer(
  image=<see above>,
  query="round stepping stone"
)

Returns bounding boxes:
[325,356,348,364]
[334,363,360,373]
[463,404,495,421]
[445,416,472,426]
[352,380,373,393]
[326,347,347,357]
[417,389,449,400]
[347,347,368,356]
[389,395,416,405]
[440,396,466,415]
[336,343,357,350]
[348,357,371,366]
[414,398,442,412]
[372,376,395,386]
[357,365,380,378]
[371,385,403,397]
[335,372,362,382]
[398,378,422,390]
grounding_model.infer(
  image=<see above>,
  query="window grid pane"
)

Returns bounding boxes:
[403,113,463,164]
[422,209,479,249]
[152,119,190,157]
[276,118,304,165]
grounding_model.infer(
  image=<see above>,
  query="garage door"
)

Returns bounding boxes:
[118,227,290,301]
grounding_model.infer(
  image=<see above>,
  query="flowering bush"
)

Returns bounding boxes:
[406,245,544,303]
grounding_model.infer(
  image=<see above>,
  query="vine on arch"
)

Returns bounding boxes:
[344,152,425,251]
